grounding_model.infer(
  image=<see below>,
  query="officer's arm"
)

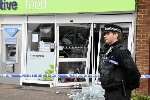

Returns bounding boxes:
[120,49,138,76]
[120,49,137,70]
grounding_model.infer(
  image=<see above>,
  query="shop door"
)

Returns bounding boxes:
[56,23,92,83]
[26,22,56,81]
[93,23,134,82]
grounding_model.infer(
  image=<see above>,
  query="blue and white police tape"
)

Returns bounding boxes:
[0,74,149,78]
[0,74,100,78]
[51,74,100,78]
[141,74,150,79]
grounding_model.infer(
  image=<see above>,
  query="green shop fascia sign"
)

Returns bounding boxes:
[0,0,17,10]
[0,0,135,15]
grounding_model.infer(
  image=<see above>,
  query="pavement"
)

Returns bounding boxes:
[0,83,72,100]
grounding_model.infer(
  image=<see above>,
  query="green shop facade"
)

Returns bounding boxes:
[0,0,136,86]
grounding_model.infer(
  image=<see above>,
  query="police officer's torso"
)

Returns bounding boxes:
[99,42,125,90]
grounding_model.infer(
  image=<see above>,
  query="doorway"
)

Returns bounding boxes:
[56,23,92,83]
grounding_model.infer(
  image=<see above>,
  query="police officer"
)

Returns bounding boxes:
[99,24,140,100]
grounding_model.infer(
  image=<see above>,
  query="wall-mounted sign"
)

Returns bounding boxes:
[0,0,135,14]
[4,27,19,44]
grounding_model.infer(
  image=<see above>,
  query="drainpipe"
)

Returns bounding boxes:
[147,35,150,95]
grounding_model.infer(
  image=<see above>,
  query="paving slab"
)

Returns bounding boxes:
[0,84,71,100]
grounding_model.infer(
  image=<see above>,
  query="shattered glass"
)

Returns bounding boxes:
[69,84,105,100]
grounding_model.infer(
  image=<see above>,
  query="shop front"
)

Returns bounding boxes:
[0,0,136,85]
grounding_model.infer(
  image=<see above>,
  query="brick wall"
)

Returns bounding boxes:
[136,0,150,95]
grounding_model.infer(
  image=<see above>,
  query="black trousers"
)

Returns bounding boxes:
[104,87,131,100]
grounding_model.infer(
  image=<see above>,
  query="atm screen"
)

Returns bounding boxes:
[9,51,16,57]
[6,45,16,61]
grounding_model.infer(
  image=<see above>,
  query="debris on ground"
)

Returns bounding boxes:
[68,84,105,100]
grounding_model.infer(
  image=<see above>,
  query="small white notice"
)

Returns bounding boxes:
[32,34,38,42]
